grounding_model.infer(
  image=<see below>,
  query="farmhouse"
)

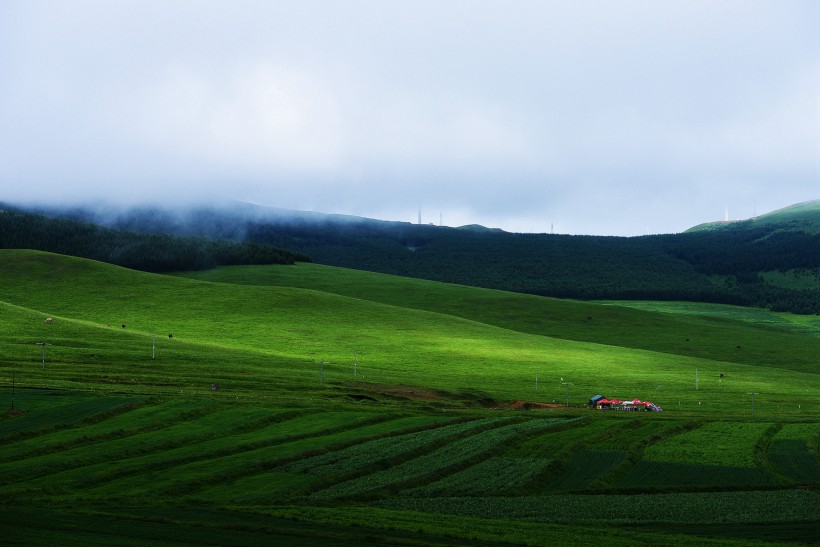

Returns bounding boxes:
[588,394,661,412]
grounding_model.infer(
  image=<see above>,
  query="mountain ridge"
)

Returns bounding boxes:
[686,199,820,234]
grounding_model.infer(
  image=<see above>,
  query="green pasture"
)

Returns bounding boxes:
[1,250,816,416]
[1,249,818,544]
[178,262,820,370]
[593,298,820,337]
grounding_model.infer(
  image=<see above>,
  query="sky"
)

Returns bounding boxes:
[0,0,817,235]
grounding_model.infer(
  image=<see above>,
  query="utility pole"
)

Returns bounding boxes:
[35,342,52,369]
[695,368,699,391]
[535,371,538,390]
[748,392,759,417]
[354,352,358,377]
[152,334,156,359]
[561,381,573,407]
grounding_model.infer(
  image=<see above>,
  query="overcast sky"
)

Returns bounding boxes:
[1,1,817,235]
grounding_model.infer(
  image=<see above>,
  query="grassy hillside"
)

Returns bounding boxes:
[1,250,817,545]
[688,200,820,234]
[0,250,817,412]
[177,262,820,373]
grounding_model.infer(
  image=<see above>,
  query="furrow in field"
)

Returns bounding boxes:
[0,402,265,489]
[615,421,781,489]
[0,398,215,461]
[308,417,573,501]
[0,395,145,440]
[192,414,459,503]
[378,490,819,525]
[500,417,622,494]
[76,413,453,501]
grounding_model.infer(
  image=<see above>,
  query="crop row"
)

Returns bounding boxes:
[189,415,457,503]
[404,456,553,497]
[0,404,308,490]
[0,398,217,461]
[543,449,626,491]
[641,421,771,468]
[380,489,818,525]
[279,416,514,478]
[309,417,570,500]
[615,460,777,489]
[0,393,144,439]
[77,413,449,501]
[505,418,610,459]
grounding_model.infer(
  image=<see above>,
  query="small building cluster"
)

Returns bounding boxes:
[588,394,662,412]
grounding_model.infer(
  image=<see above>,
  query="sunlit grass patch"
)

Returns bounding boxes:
[642,421,770,468]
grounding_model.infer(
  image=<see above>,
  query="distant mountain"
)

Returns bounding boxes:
[0,204,309,272]
[456,224,506,233]
[687,200,820,234]
[5,199,820,314]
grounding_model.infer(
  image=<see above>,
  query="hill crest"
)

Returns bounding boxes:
[686,199,820,234]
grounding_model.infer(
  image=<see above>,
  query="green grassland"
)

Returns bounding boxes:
[0,249,818,545]
[593,299,820,337]
[177,262,820,373]
[688,200,820,234]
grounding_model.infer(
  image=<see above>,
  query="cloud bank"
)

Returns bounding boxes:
[1,0,816,234]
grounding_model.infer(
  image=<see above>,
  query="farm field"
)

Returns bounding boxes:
[0,392,817,545]
[0,250,818,545]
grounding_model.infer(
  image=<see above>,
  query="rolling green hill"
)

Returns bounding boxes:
[687,200,820,234]
[1,249,817,407]
[177,262,820,373]
[0,250,817,545]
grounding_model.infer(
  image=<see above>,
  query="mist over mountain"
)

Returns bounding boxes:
[0,203,309,272]
[4,199,819,314]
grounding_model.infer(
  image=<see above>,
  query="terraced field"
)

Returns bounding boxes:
[1,391,817,545]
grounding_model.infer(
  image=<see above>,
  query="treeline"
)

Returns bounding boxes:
[239,217,820,314]
[0,209,310,272]
[662,226,820,275]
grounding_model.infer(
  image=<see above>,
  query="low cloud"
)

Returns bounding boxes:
[0,0,816,234]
